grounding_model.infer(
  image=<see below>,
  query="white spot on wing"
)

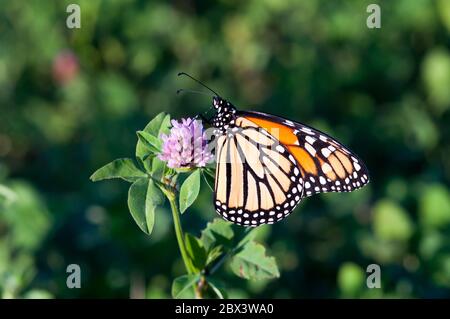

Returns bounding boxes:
[305,143,316,156]
[305,136,316,145]
[321,148,331,158]
[285,120,294,126]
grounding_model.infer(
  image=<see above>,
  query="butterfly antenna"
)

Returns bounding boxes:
[176,88,213,97]
[178,72,220,97]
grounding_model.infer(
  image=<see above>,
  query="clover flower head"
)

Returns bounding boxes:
[158,118,213,169]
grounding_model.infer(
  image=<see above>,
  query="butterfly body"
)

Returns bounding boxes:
[210,96,369,227]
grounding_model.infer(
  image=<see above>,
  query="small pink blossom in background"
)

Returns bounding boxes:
[52,50,79,85]
[158,118,213,169]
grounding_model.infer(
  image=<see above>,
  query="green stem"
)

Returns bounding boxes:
[166,190,195,275]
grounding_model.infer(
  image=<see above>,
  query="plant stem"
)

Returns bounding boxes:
[195,276,206,299]
[166,190,194,275]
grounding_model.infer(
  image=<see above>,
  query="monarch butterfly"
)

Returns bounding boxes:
[179,73,370,227]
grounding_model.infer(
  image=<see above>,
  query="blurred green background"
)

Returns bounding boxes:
[1,0,450,298]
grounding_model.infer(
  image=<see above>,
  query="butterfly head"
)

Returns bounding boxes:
[211,96,237,133]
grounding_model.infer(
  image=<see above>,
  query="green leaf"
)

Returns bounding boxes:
[158,113,171,135]
[171,275,199,299]
[136,112,170,159]
[338,262,365,297]
[0,184,17,205]
[206,245,223,266]
[151,157,166,182]
[201,169,215,192]
[90,158,147,182]
[419,184,450,228]
[179,170,201,214]
[127,178,164,235]
[373,199,414,241]
[207,279,226,299]
[201,218,235,251]
[422,48,450,114]
[185,233,207,272]
[230,241,280,280]
[137,130,162,152]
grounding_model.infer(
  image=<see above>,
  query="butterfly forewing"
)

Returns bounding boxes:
[213,122,304,227]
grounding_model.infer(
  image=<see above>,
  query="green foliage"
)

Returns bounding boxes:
[137,131,163,154]
[0,184,17,206]
[373,200,414,242]
[0,181,53,298]
[179,170,201,214]
[90,158,147,182]
[2,181,51,251]
[199,218,279,282]
[230,241,280,280]
[92,113,170,236]
[136,112,171,171]
[338,263,365,297]
[184,233,207,272]
[2,0,450,299]
[171,275,199,299]
[207,279,227,299]
[419,184,450,228]
[201,219,235,251]
[127,178,164,235]
[422,48,450,114]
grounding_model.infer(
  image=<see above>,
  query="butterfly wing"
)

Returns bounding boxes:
[239,111,370,197]
[213,116,304,227]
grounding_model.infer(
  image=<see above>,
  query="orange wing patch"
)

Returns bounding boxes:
[245,116,298,145]
[287,146,317,175]
[244,116,318,175]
